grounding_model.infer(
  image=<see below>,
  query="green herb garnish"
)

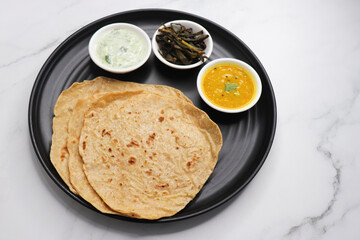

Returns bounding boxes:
[225,82,238,92]
[105,55,111,64]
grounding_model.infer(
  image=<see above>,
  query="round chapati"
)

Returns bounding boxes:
[79,92,222,219]
[67,88,190,214]
[51,76,191,211]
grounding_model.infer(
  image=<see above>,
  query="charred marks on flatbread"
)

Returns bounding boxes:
[126,139,140,148]
[158,109,165,122]
[101,129,112,137]
[146,133,156,145]
[128,157,136,165]
[156,183,169,189]
[60,146,69,162]
[186,153,200,169]
[145,169,152,175]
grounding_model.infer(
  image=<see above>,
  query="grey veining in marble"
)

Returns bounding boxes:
[1,0,360,239]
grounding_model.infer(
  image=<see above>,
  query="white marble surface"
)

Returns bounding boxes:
[1,0,360,239]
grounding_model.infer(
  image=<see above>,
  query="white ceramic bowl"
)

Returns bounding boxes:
[197,58,262,113]
[88,23,151,74]
[152,20,213,69]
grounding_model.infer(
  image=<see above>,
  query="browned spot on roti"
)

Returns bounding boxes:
[102,129,111,137]
[127,139,139,147]
[60,147,68,162]
[128,157,136,165]
[146,133,156,145]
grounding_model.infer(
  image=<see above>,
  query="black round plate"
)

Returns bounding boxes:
[28,9,276,222]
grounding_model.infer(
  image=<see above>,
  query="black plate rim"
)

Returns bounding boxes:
[28,8,277,223]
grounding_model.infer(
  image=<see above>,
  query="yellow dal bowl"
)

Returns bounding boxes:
[197,58,262,113]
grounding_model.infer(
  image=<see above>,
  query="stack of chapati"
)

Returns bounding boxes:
[50,77,222,219]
